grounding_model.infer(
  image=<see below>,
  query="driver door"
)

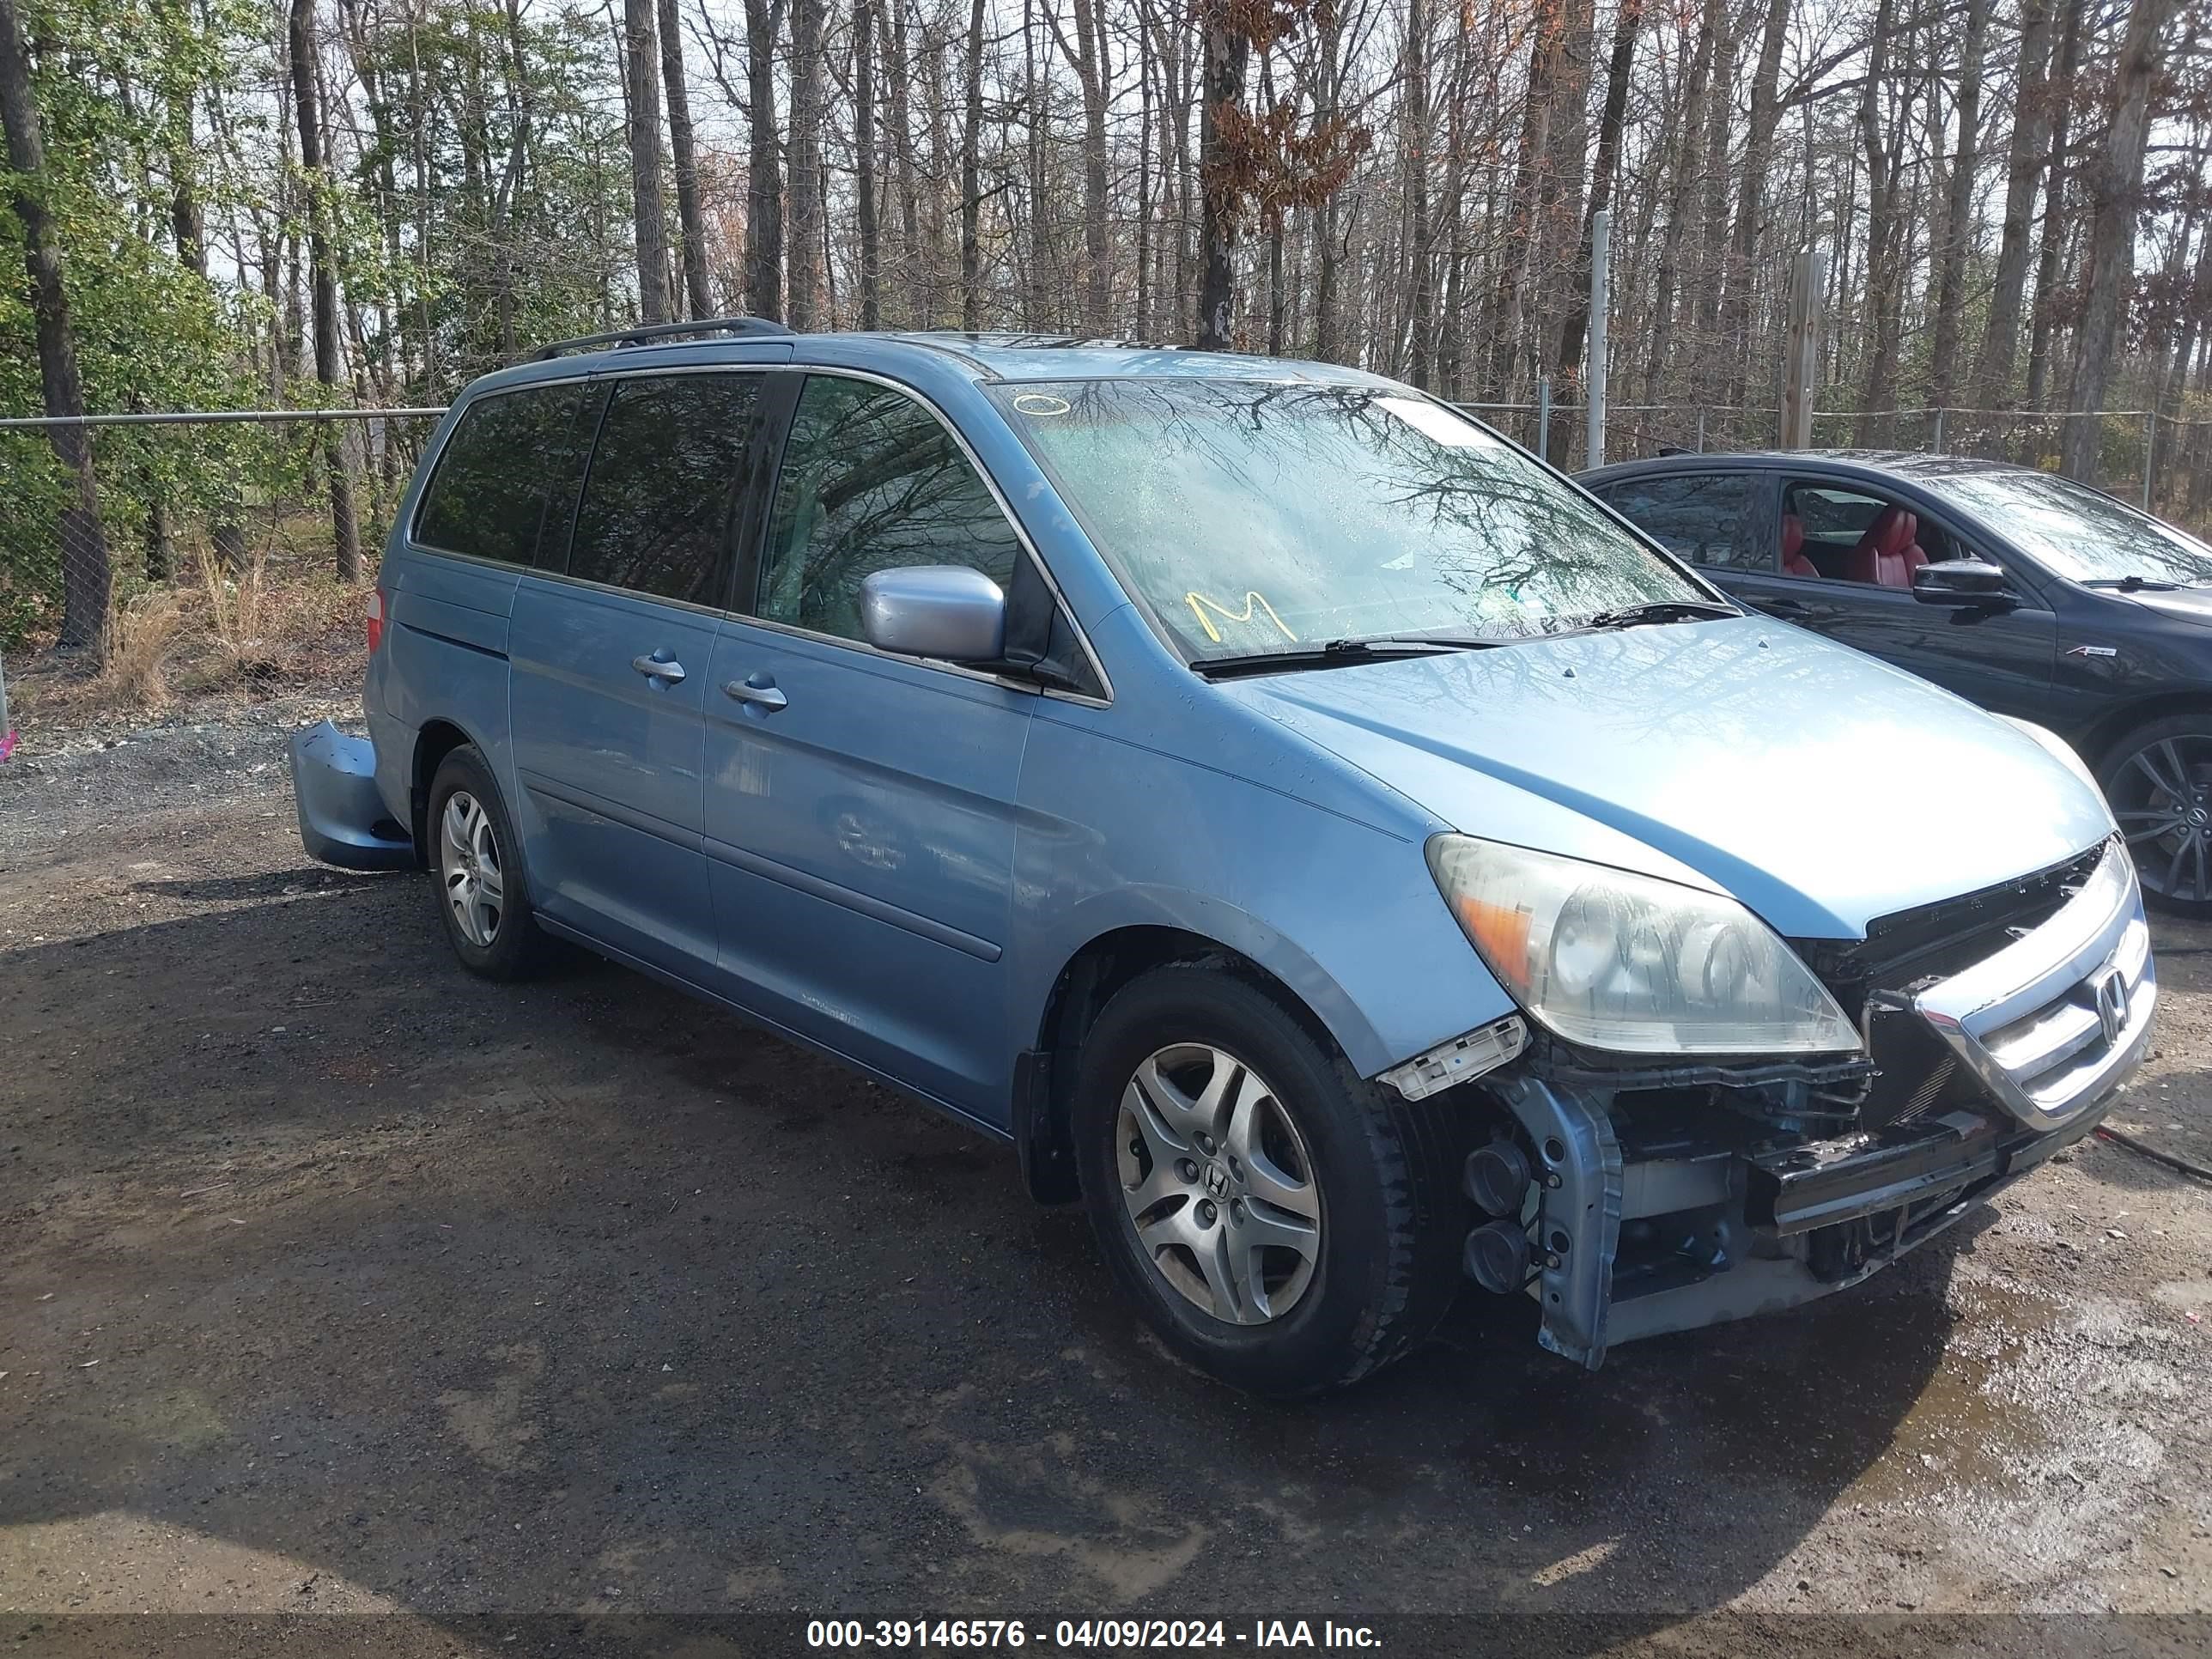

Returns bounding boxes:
[699,371,1039,1116]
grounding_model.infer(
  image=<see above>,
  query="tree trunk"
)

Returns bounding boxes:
[1194,9,1249,349]
[959,0,984,328]
[1401,0,1432,385]
[1311,6,1346,360]
[2061,0,2178,479]
[1852,0,1903,443]
[854,0,881,326]
[1972,0,2051,404]
[622,0,671,323]
[289,0,361,580]
[1928,0,1990,412]
[1558,0,1644,380]
[2025,0,2083,410]
[787,0,826,327]
[881,0,918,322]
[1717,0,1786,407]
[0,0,108,649]
[1641,0,1720,405]
[744,0,784,319]
[657,0,712,319]
[1067,0,1112,334]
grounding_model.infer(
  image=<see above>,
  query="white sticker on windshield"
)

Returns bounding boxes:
[1378,397,1500,449]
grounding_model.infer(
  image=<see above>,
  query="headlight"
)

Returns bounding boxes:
[1426,835,1858,1055]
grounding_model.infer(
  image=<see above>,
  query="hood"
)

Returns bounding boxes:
[2105,583,2212,627]
[1224,617,2115,939]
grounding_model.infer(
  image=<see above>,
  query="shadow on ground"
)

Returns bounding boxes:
[0,862,2006,1652]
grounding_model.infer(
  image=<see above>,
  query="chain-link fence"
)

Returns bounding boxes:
[0,408,445,670]
[4,394,2210,691]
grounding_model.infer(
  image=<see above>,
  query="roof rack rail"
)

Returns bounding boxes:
[530,316,795,362]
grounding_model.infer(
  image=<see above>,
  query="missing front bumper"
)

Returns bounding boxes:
[1475,841,2156,1370]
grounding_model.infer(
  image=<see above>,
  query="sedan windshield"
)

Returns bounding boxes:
[990,379,1706,661]
[1924,468,2212,586]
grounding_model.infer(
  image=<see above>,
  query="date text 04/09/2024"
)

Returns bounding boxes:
[804,1619,1383,1649]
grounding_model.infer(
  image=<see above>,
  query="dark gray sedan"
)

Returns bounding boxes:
[1583,449,2212,915]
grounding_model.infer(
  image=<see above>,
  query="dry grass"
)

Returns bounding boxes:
[10,540,367,730]
[95,590,185,708]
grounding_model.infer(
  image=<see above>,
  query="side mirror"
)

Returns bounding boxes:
[860,566,1007,662]
[1912,558,2016,608]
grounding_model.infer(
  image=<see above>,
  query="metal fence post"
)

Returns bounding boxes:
[1932,409,1946,454]
[1696,410,1707,453]
[1587,209,1610,469]
[1535,376,1551,464]
[2146,410,2157,510]
[0,643,10,757]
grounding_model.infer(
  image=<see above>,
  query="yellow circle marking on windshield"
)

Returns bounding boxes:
[1184,590,1296,644]
[1012,392,1073,416]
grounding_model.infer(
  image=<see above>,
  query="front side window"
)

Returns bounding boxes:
[1923,468,2212,586]
[414,383,587,565]
[1599,473,1756,568]
[568,374,763,605]
[757,375,1024,641]
[991,379,1705,661]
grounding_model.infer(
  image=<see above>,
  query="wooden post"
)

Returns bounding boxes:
[1781,246,1825,448]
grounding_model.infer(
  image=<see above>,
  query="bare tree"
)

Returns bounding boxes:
[0,0,108,648]
[743,0,785,319]
[658,0,713,319]
[2063,0,2179,477]
[289,0,361,578]
[623,0,672,323]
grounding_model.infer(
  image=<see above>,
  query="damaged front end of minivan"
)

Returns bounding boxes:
[1389,835,2155,1370]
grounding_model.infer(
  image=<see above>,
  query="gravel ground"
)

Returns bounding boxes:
[2,703,2209,1657]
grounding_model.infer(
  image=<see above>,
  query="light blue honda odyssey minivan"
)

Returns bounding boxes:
[293,322,2155,1394]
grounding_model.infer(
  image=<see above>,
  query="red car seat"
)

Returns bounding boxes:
[1842,507,1929,587]
[1780,514,1818,579]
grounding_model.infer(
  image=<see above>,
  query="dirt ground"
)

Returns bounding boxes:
[3,696,2209,1657]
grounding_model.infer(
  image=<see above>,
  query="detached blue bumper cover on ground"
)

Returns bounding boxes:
[289,720,414,871]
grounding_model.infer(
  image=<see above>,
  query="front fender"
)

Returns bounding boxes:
[1011,710,1516,1081]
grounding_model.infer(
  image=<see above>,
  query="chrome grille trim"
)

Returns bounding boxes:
[1912,840,2157,1132]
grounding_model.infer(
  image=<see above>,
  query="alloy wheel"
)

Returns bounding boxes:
[440,789,506,947]
[1115,1042,1322,1326]
[2112,735,2212,905]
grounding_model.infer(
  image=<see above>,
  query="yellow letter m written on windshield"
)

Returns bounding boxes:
[1184,591,1296,645]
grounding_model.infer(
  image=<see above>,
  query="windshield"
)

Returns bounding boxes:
[1924,469,2212,586]
[989,379,1706,660]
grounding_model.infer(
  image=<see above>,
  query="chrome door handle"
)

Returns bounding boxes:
[723,678,787,712]
[632,653,687,684]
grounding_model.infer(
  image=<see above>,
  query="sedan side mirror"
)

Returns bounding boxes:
[1912,559,2017,608]
[860,566,1007,662]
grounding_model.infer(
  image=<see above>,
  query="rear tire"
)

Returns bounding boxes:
[1072,963,1468,1395]
[426,745,551,980]
[2100,714,2212,918]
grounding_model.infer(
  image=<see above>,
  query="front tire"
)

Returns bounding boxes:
[427,745,551,980]
[1073,963,1467,1395]
[2100,714,2212,917]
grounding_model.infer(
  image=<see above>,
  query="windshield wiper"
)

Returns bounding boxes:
[1577,599,1742,630]
[1192,635,1506,678]
[2081,575,2184,591]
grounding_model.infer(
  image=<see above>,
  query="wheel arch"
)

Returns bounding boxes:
[1012,921,1367,1206]
[410,717,488,860]
[2080,693,2212,775]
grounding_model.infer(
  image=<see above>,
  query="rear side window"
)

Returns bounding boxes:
[568,374,763,605]
[413,384,587,565]
[1599,473,1757,568]
[757,375,1023,641]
